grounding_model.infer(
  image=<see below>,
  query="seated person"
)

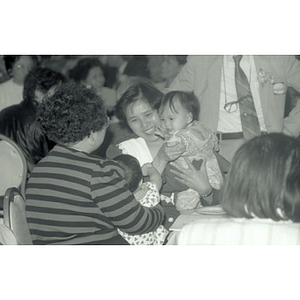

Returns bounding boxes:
[158,91,223,211]
[0,55,38,111]
[69,57,117,116]
[173,133,300,245]
[0,67,65,175]
[25,82,164,245]
[114,154,168,245]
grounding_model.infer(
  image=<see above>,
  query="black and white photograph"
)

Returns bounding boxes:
[1,1,300,299]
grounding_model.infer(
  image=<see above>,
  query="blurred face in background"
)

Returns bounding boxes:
[83,67,105,92]
[161,56,183,81]
[11,56,36,85]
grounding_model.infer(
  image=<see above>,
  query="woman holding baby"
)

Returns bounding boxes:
[106,83,228,228]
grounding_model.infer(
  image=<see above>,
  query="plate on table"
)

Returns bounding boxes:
[196,205,227,215]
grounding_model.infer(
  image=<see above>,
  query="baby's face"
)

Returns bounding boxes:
[160,98,192,132]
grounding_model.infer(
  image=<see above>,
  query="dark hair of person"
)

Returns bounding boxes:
[220,133,300,222]
[3,55,38,73]
[115,82,163,129]
[159,91,200,121]
[69,57,105,83]
[123,59,150,78]
[114,154,143,193]
[37,83,108,144]
[23,67,66,107]
[174,55,187,65]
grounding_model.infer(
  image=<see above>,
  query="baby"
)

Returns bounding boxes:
[158,91,223,211]
[114,154,168,245]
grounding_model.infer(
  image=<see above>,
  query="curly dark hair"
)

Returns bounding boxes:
[37,83,108,144]
[69,57,105,83]
[23,67,66,106]
[115,82,163,129]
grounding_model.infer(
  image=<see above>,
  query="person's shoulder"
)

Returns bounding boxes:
[0,103,22,119]
[0,78,13,90]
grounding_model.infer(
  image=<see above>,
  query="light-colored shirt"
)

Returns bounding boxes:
[218,55,267,133]
[0,78,24,112]
[174,217,300,245]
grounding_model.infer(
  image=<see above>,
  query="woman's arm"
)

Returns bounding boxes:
[92,161,165,235]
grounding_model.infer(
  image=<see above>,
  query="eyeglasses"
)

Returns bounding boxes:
[224,95,252,113]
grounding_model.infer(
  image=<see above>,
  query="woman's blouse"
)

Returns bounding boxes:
[172,217,300,245]
[25,144,164,245]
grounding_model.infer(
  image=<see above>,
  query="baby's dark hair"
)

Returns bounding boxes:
[114,154,143,193]
[159,91,200,121]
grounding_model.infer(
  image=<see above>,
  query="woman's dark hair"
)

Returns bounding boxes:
[220,133,300,222]
[23,67,66,106]
[115,82,163,129]
[37,82,108,144]
[123,59,150,78]
[69,57,105,83]
[159,91,200,121]
[114,154,143,193]
[3,55,38,73]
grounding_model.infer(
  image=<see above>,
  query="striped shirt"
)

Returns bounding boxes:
[25,144,164,245]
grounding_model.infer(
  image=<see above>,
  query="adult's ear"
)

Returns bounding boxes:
[88,131,96,146]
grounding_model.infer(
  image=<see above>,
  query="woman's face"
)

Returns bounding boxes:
[84,67,105,91]
[125,99,161,142]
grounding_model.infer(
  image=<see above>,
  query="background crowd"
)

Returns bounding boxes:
[1,54,300,246]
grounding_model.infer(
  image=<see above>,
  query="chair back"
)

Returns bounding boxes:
[3,187,33,245]
[0,134,27,199]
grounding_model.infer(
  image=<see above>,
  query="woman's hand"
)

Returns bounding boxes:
[152,141,186,174]
[170,157,213,196]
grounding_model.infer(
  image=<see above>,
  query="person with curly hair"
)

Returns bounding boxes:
[25,83,164,245]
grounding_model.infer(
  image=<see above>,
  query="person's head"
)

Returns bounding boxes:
[3,55,38,85]
[69,58,106,91]
[37,83,109,152]
[115,82,163,142]
[161,55,187,83]
[159,91,199,132]
[114,154,143,193]
[220,133,300,222]
[23,67,66,106]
